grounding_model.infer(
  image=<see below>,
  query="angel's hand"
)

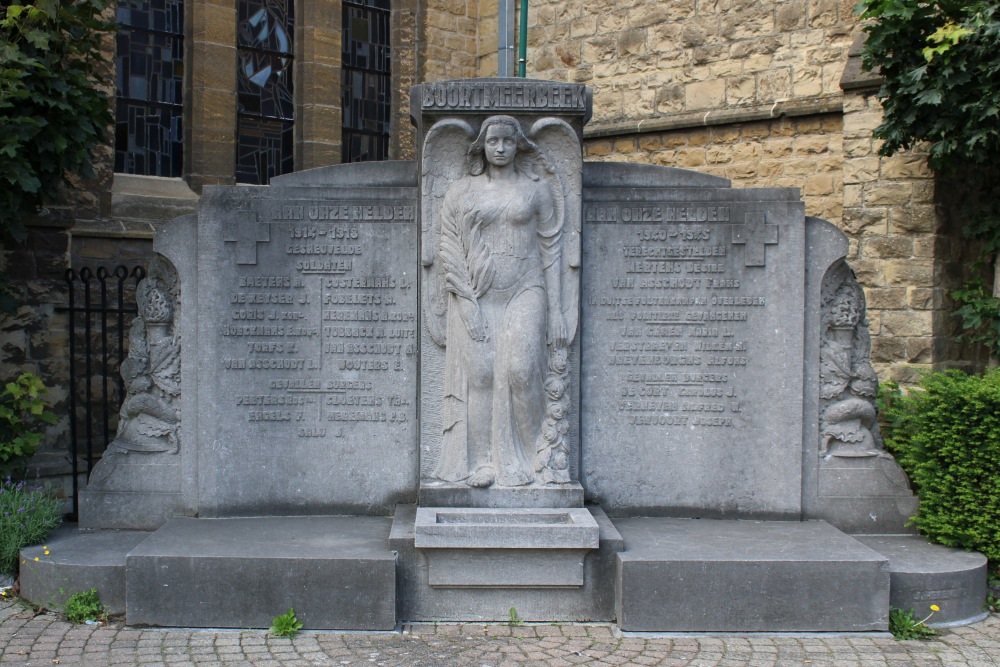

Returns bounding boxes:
[548,313,568,348]
[459,298,488,342]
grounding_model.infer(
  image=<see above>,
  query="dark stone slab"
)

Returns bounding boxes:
[615,517,889,631]
[125,516,395,629]
[19,526,150,614]
[857,535,988,626]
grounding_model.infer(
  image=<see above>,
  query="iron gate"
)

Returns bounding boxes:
[63,265,146,518]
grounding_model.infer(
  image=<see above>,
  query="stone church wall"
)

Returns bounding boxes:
[0,0,987,485]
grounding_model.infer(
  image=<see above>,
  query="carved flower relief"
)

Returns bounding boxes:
[138,281,173,324]
[828,282,862,328]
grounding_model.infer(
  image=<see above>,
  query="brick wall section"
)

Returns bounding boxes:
[583,114,844,223]
[186,0,238,190]
[392,0,420,160]
[296,0,344,169]
[421,0,480,81]
[523,0,855,126]
[839,90,946,382]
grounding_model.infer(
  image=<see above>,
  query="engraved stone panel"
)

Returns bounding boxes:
[581,163,807,518]
[195,176,418,516]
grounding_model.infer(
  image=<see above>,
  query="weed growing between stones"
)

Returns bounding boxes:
[508,607,524,626]
[62,588,105,624]
[269,608,303,637]
[0,477,61,576]
[889,605,939,640]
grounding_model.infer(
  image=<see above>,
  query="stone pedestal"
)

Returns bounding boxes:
[392,504,622,622]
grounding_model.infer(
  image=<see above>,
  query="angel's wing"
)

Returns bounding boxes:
[529,118,582,344]
[421,118,475,347]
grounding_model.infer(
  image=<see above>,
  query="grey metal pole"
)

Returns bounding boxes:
[498,0,516,76]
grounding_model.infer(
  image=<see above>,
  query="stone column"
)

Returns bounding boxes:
[391,0,418,160]
[295,0,343,169]
[186,0,237,191]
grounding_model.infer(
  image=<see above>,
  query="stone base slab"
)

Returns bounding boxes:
[615,518,890,632]
[19,526,151,614]
[857,535,988,626]
[125,516,396,629]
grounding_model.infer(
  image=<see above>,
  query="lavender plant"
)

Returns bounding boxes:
[0,477,61,577]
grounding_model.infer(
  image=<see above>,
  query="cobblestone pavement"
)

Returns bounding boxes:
[2,599,998,666]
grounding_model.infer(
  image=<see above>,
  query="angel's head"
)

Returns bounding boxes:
[468,116,540,178]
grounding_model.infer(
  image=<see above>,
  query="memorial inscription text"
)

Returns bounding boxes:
[217,201,417,438]
[585,204,771,430]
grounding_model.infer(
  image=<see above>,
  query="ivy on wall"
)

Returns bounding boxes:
[857,0,1000,357]
[0,0,113,244]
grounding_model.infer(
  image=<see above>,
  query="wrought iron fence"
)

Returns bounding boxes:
[63,265,146,518]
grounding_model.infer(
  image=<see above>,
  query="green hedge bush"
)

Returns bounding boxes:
[881,369,1000,560]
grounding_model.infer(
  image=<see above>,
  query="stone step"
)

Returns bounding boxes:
[614,518,891,632]
[856,535,989,626]
[125,516,396,629]
[20,517,397,629]
[19,525,150,614]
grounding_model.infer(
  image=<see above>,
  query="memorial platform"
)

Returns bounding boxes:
[18,514,989,631]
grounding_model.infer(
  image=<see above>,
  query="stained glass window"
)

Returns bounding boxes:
[236,0,295,184]
[342,0,391,163]
[115,0,184,177]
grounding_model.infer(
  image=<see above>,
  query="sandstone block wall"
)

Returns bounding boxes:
[523,0,855,127]
[584,114,843,223]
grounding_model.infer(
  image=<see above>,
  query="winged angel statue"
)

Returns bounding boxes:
[422,115,581,488]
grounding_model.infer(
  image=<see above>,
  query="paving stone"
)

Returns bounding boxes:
[4,599,1000,665]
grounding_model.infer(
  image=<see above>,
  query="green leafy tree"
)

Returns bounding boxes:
[0,0,113,244]
[857,0,1000,358]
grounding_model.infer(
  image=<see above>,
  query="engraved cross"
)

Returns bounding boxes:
[732,212,778,267]
[224,211,270,265]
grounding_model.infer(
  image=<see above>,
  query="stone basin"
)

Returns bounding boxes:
[414,507,600,549]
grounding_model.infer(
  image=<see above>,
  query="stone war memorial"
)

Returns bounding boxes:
[20,80,987,632]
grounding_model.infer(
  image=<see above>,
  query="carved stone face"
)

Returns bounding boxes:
[484,124,517,167]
